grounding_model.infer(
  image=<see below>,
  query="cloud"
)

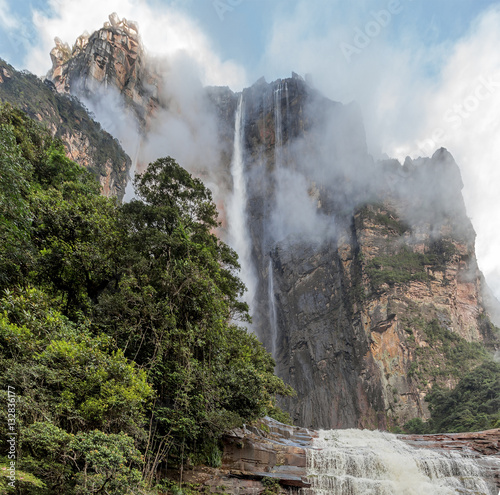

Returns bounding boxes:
[0,0,19,30]
[24,0,248,214]
[25,0,247,89]
[21,0,500,302]
[385,6,500,300]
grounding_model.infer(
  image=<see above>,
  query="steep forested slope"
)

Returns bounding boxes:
[0,59,130,198]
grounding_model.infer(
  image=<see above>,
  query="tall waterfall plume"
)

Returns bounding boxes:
[227,95,256,312]
[123,139,141,202]
[274,80,284,169]
[300,429,497,495]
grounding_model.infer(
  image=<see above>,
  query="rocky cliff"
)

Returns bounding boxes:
[46,18,500,431]
[208,76,500,430]
[48,13,159,130]
[0,58,130,198]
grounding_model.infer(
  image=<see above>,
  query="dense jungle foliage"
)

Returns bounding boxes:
[404,360,500,434]
[0,105,293,494]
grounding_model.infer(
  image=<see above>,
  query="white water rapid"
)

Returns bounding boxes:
[300,429,497,495]
[227,95,256,310]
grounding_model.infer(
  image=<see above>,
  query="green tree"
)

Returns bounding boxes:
[0,122,34,287]
[0,287,153,494]
[426,361,500,433]
[95,158,293,482]
[0,107,294,492]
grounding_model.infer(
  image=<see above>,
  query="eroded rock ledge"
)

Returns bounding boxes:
[180,417,314,493]
[402,429,500,489]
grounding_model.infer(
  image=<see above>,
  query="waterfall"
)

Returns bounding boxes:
[268,258,278,359]
[123,140,141,202]
[274,81,283,169]
[300,429,497,495]
[227,95,256,310]
[285,81,290,139]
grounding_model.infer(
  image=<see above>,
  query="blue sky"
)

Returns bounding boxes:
[2,0,500,298]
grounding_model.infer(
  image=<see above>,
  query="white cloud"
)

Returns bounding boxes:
[388,6,500,300]
[21,0,500,300]
[25,0,247,88]
[0,0,19,30]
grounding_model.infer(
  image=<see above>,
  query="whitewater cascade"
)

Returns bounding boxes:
[268,258,278,359]
[300,429,498,495]
[227,95,256,309]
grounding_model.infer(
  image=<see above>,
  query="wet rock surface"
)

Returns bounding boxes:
[180,417,314,493]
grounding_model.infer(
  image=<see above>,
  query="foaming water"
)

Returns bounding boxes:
[300,429,496,495]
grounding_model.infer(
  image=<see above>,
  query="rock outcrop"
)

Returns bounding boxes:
[208,76,500,430]
[48,13,159,129]
[404,429,500,490]
[176,418,313,493]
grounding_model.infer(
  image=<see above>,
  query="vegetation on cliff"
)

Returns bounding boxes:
[355,203,500,432]
[0,59,130,198]
[0,106,293,494]
[405,361,500,433]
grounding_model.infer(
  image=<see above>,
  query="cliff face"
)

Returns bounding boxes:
[0,58,130,198]
[211,77,500,430]
[45,19,500,431]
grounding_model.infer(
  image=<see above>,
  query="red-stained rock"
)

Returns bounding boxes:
[180,417,314,493]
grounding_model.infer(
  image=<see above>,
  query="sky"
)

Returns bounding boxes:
[1,0,500,300]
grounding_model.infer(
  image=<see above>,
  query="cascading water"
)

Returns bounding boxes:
[274,81,283,169]
[268,258,278,359]
[285,81,290,136]
[227,94,256,309]
[123,141,141,202]
[299,429,497,495]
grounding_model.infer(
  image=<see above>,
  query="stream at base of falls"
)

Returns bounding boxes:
[298,429,498,495]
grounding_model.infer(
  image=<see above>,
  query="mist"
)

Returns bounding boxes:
[259,1,500,301]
